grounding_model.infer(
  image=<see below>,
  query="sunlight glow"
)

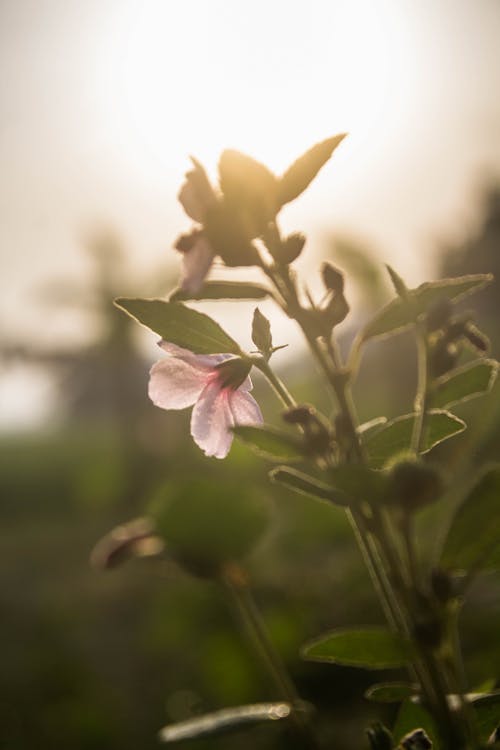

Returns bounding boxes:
[96,1,418,181]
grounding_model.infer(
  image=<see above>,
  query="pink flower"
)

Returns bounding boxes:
[176,158,217,294]
[148,342,263,459]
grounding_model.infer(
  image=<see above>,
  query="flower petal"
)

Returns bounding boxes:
[180,235,215,294]
[190,382,234,459]
[178,158,216,222]
[148,357,209,410]
[158,342,230,371]
[228,389,263,426]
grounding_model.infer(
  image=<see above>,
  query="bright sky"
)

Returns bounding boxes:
[1,0,500,427]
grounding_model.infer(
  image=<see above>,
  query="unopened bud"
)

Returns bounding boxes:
[388,459,443,512]
[366,722,393,750]
[282,405,316,425]
[321,262,344,293]
[274,232,306,264]
[399,728,432,750]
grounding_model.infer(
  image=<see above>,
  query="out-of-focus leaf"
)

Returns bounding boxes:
[364,410,466,468]
[232,425,304,460]
[440,466,500,574]
[302,627,411,669]
[278,134,346,205]
[169,281,271,302]
[357,417,388,437]
[430,359,498,409]
[328,464,388,504]
[365,682,417,703]
[270,466,349,506]
[393,701,441,750]
[158,702,291,743]
[471,692,500,741]
[115,298,241,355]
[360,274,493,342]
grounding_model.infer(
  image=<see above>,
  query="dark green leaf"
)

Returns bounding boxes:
[364,410,466,468]
[278,134,346,205]
[270,466,349,506]
[365,682,417,703]
[328,464,389,504]
[232,424,304,460]
[393,701,442,750]
[430,359,498,409]
[302,627,412,669]
[361,274,493,342]
[169,281,271,302]
[440,466,500,574]
[158,702,291,743]
[252,308,273,357]
[115,298,241,355]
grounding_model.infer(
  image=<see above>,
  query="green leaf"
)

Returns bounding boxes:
[158,702,291,743]
[430,359,498,409]
[440,466,500,574]
[471,692,500,741]
[115,298,241,355]
[393,701,442,750]
[270,466,349,506]
[364,410,466,468]
[278,134,346,205]
[302,627,412,669]
[365,682,417,703]
[328,464,389,504]
[169,281,271,302]
[232,424,304,461]
[252,308,273,358]
[361,274,493,342]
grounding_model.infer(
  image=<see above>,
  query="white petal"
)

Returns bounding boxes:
[148,358,208,410]
[228,389,263,426]
[190,382,234,459]
[180,235,215,294]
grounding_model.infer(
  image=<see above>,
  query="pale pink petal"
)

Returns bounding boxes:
[190,382,234,459]
[228,389,263,426]
[178,159,216,222]
[148,358,209,410]
[180,235,215,294]
[158,341,229,371]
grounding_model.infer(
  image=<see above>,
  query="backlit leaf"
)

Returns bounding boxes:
[364,410,466,468]
[302,627,412,669]
[361,274,493,342]
[158,702,291,743]
[440,466,500,574]
[270,466,349,506]
[430,359,498,409]
[169,281,271,302]
[393,701,442,750]
[365,682,417,703]
[278,134,346,205]
[115,298,241,355]
[232,424,304,460]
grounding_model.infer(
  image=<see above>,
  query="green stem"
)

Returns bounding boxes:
[253,357,297,410]
[411,324,430,455]
[221,565,320,749]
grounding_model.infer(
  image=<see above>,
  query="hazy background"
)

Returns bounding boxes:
[1,3,500,749]
[2,0,500,427]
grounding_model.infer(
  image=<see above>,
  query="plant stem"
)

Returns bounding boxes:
[411,323,430,455]
[253,357,297,410]
[220,564,320,749]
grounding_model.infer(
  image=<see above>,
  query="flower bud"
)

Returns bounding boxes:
[387,459,443,513]
[366,722,393,750]
[399,728,432,750]
[274,232,306,264]
[321,262,344,294]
